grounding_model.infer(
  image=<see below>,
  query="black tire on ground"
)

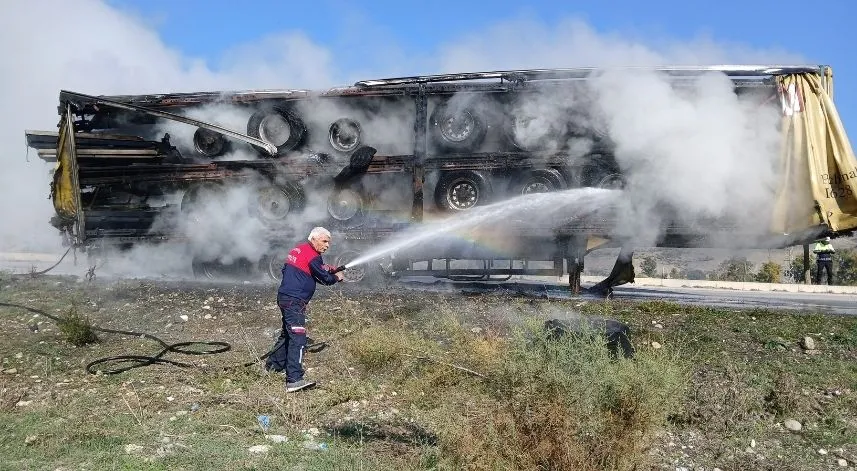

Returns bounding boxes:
[246,105,307,156]
[429,102,488,152]
[251,182,306,226]
[434,170,493,211]
[511,168,567,195]
[193,128,230,158]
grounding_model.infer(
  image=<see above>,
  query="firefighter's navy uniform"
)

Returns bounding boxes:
[265,241,340,382]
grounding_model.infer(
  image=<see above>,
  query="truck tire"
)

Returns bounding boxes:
[429,102,487,152]
[262,246,290,282]
[327,187,364,222]
[180,182,225,223]
[503,107,567,152]
[512,168,567,195]
[583,161,625,189]
[328,118,362,153]
[434,170,493,211]
[252,182,306,226]
[247,105,307,156]
[193,128,230,158]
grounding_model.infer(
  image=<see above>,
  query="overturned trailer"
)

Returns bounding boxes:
[24,64,857,292]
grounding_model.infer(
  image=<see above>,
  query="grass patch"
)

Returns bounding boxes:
[2,279,857,469]
[426,319,688,470]
[57,304,99,346]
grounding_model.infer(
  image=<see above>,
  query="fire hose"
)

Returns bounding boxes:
[0,302,327,376]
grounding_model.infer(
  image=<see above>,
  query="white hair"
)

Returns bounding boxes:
[308,226,331,241]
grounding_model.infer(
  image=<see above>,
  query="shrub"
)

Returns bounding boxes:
[435,319,688,471]
[57,305,98,346]
[754,261,783,283]
[640,256,658,278]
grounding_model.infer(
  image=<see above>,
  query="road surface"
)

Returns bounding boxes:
[2,252,854,316]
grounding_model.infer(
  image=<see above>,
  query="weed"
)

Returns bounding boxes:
[433,318,688,471]
[764,372,803,417]
[57,304,98,346]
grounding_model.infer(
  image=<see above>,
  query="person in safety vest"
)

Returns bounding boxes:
[265,227,344,392]
[813,236,835,285]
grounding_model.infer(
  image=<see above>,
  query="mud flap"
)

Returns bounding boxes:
[587,246,635,298]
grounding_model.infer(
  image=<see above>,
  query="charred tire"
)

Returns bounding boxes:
[252,183,306,226]
[331,250,366,283]
[583,162,625,190]
[247,106,307,156]
[334,146,377,184]
[429,102,487,152]
[262,246,290,282]
[434,170,493,211]
[192,258,254,280]
[327,188,364,222]
[512,168,567,195]
[503,107,567,152]
[193,128,230,158]
[180,182,226,222]
[328,118,362,153]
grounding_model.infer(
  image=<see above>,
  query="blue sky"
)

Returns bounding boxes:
[104,0,856,137]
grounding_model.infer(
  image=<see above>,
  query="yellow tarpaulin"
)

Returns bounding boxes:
[771,68,857,234]
[50,105,84,242]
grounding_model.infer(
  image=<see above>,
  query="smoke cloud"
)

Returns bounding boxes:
[0,2,808,278]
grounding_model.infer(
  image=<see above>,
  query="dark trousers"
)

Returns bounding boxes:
[265,297,307,382]
[815,260,833,285]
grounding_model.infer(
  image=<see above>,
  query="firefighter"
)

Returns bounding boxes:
[265,227,344,392]
[813,236,835,285]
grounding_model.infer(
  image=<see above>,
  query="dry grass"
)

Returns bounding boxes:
[1,277,856,470]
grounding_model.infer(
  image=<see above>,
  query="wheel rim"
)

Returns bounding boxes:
[521,180,552,194]
[329,118,361,152]
[447,180,478,210]
[440,110,476,142]
[509,114,558,150]
[597,174,625,190]
[328,189,361,221]
[259,114,291,147]
[334,251,365,283]
[194,128,226,157]
[256,187,291,222]
[266,251,287,282]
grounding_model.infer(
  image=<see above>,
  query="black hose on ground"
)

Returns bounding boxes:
[8,246,73,278]
[0,302,326,375]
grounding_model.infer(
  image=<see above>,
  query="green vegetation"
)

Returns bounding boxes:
[641,249,857,285]
[1,277,856,470]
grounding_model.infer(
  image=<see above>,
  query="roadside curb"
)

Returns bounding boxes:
[585,275,857,295]
[525,275,857,295]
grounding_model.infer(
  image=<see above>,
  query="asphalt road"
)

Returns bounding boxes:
[395,277,857,316]
[2,252,854,316]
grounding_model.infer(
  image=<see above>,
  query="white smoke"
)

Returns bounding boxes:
[0,0,343,276]
[435,18,804,247]
[0,2,809,278]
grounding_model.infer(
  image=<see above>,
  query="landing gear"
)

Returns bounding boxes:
[566,237,587,296]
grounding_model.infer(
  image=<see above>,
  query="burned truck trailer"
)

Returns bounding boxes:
[24,65,857,289]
